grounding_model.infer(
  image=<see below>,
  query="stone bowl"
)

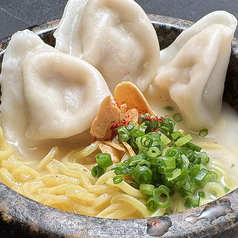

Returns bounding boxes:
[0,14,238,238]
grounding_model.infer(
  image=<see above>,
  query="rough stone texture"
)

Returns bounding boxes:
[0,15,238,238]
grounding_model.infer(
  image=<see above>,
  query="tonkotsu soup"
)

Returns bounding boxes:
[0,0,238,219]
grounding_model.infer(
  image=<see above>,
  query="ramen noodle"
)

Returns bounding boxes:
[0,119,237,218]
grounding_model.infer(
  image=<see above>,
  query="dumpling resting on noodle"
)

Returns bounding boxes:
[53,0,160,92]
[153,11,237,132]
[0,30,111,148]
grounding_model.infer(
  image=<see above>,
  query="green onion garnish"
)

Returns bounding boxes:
[173,113,182,122]
[92,113,216,214]
[175,134,193,147]
[140,184,154,196]
[95,153,113,169]
[113,176,123,184]
[146,196,159,214]
[224,186,230,193]
[164,106,174,111]
[198,129,208,138]
[153,185,171,209]
[185,197,200,208]
[132,165,152,184]
[91,166,104,178]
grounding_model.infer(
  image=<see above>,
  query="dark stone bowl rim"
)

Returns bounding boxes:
[0,14,238,238]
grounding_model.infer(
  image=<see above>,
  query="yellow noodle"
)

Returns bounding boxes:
[0,124,237,219]
[89,193,118,208]
[96,203,124,218]
[110,194,150,218]
[106,178,146,199]
[95,170,115,185]
[87,185,120,195]
[62,157,96,184]
[46,162,60,174]
[38,184,88,196]
[50,159,93,189]
[0,128,5,149]
[22,181,45,196]
[66,189,97,202]
[100,203,138,219]
[69,141,100,162]
[42,195,78,213]
[37,147,59,171]
[11,164,39,182]
[36,174,80,187]
[12,184,25,195]
[0,144,14,163]
[19,181,45,199]
[168,193,186,214]
[0,167,16,187]
[2,156,22,172]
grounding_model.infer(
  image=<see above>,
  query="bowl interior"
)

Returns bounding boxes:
[0,15,238,238]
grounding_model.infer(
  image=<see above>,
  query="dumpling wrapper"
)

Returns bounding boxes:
[53,0,160,92]
[0,29,111,151]
[152,11,237,132]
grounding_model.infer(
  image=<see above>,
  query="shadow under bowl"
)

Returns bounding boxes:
[0,14,238,238]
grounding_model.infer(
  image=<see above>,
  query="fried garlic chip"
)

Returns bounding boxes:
[90,96,119,139]
[114,82,156,116]
[99,142,124,163]
[90,82,156,139]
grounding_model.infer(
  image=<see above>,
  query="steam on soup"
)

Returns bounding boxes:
[0,0,237,219]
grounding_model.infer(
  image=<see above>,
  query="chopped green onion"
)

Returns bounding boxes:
[198,191,206,198]
[224,186,230,193]
[91,166,104,178]
[162,157,176,170]
[153,185,171,209]
[175,134,193,147]
[164,106,174,111]
[146,196,159,214]
[171,131,183,140]
[117,126,130,141]
[139,122,147,133]
[128,154,144,166]
[160,133,171,145]
[93,113,217,214]
[167,168,181,181]
[198,129,208,138]
[147,146,161,157]
[173,113,182,122]
[137,136,153,150]
[140,184,154,196]
[194,168,213,188]
[113,176,123,184]
[183,142,201,152]
[190,164,201,177]
[129,182,139,189]
[132,165,152,184]
[95,153,113,169]
[131,129,145,138]
[197,152,209,164]
[185,197,200,208]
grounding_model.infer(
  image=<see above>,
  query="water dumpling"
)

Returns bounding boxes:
[154,11,237,132]
[0,29,111,148]
[53,0,160,93]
